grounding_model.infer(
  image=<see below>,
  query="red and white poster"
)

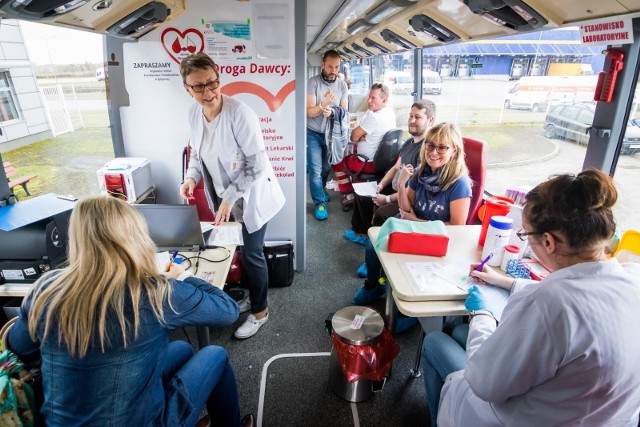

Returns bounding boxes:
[120,0,297,245]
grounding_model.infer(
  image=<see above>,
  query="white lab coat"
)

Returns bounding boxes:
[439,259,640,427]
[186,96,285,234]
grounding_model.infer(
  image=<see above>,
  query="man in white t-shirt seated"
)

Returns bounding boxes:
[333,83,396,209]
[350,83,396,159]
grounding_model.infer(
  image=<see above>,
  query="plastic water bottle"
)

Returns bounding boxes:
[481,216,513,267]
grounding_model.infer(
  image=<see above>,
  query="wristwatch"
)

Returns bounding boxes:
[385,195,391,204]
[469,310,494,321]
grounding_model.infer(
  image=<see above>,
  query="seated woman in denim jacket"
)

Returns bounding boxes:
[7,196,247,427]
[352,123,472,308]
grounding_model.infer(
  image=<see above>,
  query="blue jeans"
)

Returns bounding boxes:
[307,128,330,206]
[364,241,383,288]
[241,221,269,313]
[421,324,469,426]
[164,341,240,427]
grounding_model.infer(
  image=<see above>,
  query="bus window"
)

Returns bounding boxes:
[418,28,613,227]
[370,51,415,133]
[614,78,640,233]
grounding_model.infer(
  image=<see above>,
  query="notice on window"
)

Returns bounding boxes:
[580,17,633,45]
[203,21,253,60]
[253,3,290,59]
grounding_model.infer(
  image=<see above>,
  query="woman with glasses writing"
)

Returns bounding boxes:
[352,123,472,319]
[179,53,285,339]
[422,170,640,426]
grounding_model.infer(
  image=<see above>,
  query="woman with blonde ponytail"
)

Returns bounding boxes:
[7,196,247,426]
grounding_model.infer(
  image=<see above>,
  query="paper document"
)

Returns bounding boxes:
[155,252,170,273]
[206,225,244,246]
[457,277,510,322]
[201,222,214,234]
[402,261,467,296]
[352,181,378,198]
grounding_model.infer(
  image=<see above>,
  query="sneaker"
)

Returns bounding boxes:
[237,295,251,314]
[352,283,387,306]
[315,205,328,221]
[234,313,269,339]
[344,229,370,247]
[356,261,367,278]
[393,316,418,335]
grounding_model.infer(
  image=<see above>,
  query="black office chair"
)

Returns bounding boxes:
[344,128,404,182]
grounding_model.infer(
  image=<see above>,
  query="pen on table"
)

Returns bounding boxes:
[165,251,179,272]
[475,253,494,272]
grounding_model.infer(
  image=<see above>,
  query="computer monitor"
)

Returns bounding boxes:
[134,204,204,252]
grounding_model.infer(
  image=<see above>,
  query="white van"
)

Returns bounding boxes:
[383,71,413,95]
[423,70,442,95]
[504,75,597,111]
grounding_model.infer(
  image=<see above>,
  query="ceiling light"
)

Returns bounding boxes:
[343,46,361,58]
[380,28,417,50]
[366,0,417,25]
[352,43,374,57]
[409,14,460,44]
[363,37,392,53]
[347,19,372,35]
[463,0,547,31]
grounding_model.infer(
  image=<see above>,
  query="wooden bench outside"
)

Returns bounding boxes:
[3,161,38,196]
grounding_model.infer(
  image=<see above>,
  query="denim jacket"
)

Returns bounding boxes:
[8,275,239,427]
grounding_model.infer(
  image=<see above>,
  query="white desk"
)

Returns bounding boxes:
[369,225,483,319]
[370,225,485,377]
[0,246,235,297]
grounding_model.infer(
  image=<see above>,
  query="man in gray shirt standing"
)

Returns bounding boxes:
[306,50,348,221]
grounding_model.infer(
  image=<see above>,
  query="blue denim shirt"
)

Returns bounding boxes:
[8,276,239,427]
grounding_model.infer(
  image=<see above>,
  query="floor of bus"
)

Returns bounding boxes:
[174,191,430,426]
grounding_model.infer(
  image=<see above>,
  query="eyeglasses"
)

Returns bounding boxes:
[185,80,220,93]
[515,228,540,241]
[425,143,450,154]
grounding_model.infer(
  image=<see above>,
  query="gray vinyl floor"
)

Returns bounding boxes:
[175,191,431,427]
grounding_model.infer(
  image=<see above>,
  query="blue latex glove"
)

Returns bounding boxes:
[465,285,493,315]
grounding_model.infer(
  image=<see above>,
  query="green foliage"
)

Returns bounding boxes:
[3,119,113,200]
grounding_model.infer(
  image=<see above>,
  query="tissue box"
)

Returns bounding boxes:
[388,232,449,257]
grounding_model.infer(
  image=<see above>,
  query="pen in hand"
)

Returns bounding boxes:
[475,253,494,272]
[165,251,179,272]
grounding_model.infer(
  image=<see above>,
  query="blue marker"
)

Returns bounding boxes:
[165,251,179,272]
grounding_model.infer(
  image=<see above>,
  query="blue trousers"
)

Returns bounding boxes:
[164,341,240,427]
[241,222,269,313]
[364,241,383,288]
[306,128,330,206]
[421,324,469,426]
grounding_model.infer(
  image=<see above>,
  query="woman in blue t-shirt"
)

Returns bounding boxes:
[352,122,473,309]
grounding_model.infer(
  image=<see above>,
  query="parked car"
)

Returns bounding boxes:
[423,70,442,95]
[544,103,640,155]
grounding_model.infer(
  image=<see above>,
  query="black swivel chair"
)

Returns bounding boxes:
[343,128,404,182]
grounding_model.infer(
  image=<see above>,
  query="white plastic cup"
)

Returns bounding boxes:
[500,245,521,271]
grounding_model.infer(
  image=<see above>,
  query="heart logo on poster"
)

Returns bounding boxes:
[221,80,296,112]
[161,27,204,64]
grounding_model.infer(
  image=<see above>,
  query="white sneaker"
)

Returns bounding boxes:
[234,313,268,339]
[237,295,251,314]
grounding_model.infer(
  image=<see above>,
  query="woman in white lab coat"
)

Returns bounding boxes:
[422,170,640,426]
[179,53,285,340]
